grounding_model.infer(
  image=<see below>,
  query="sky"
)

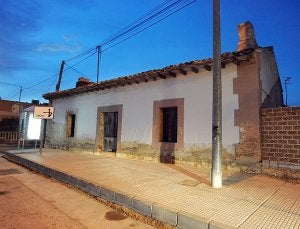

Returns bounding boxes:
[0,0,299,106]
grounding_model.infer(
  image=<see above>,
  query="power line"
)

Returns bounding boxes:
[100,0,184,48]
[64,0,176,63]
[64,0,197,63]
[45,77,58,93]
[7,0,197,97]
[102,0,197,53]
[64,63,87,76]
[23,74,58,90]
[64,50,97,70]
[0,81,21,88]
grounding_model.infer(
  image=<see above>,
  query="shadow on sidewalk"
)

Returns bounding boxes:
[223,173,255,186]
[166,163,255,186]
[166,164,211,185]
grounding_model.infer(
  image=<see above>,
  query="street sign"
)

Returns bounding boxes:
[33,106,54,119]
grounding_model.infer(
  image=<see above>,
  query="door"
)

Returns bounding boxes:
[103,112,118,152]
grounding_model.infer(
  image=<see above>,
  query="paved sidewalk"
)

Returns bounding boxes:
[2,149,300,229]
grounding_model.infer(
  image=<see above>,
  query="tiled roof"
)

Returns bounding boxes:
[43,48,257,100]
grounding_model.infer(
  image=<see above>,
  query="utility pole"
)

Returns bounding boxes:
[96,46,101,83]
[283,77,292,106]
[56,60,65,92]
[211,0,222,188]
[18,86,23,102]
[17,86,23,151]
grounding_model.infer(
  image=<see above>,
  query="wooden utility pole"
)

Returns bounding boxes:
[211,0,222,188]
[56,60,65,92]
[96,46,101,83]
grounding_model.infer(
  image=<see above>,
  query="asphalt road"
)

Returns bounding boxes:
[0,154,153,229]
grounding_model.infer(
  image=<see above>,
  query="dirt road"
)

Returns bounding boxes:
[0,156,153,229]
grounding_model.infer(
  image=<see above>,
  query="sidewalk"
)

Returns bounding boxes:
[1,149,299,229]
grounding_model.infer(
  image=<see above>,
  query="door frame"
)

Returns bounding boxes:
[95,104,123,153]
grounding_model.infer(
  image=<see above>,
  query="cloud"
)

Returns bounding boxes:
[0,0,42,73]
[36,36,83,53]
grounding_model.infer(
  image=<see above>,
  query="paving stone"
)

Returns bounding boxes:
[209,220,237,229]
[3,149,300,229]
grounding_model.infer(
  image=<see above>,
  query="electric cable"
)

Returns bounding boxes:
[102,0,196,53]
[64,63,87,76]
[9,0,197,98]
[65,0,196,63]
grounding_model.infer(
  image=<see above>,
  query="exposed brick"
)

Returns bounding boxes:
[279,157,290,162]
[261,106,300,167]
[274,116,283,121]
[277,139,287,144]
[270,148,278,153]
[284,135,293,139]
[284,126,293,130]
[273,135,283,139]
[288,140,298,145]
[277,130,288,135]
[293,125,300,130]
[264,126,274,130]
[284,153,294,158]
[287,120,298,125]
[288,158,299,164]
[278,148,288,153]
[274,125,283,130]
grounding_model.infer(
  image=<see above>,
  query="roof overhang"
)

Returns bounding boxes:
[43,48,259,100]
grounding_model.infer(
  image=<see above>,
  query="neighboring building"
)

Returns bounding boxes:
[0,99,31,131]
[43,22,283,169]
[0,99,32,143]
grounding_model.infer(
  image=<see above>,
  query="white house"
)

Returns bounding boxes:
[43,22,283,169]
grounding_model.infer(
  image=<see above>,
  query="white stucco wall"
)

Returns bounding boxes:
[49,64,239,152]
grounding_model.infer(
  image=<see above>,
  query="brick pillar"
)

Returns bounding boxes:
[233,52,262,162]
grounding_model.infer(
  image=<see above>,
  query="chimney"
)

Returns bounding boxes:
[237,21,258,51]
[76,77,92,88]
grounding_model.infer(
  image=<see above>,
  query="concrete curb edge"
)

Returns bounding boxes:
[1,151,235,229]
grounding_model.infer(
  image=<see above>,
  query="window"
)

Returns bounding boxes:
[152,98,184,151]
[161,107,177,143]
[66,113,76,137]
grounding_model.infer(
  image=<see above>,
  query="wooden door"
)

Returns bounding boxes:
[103,112,118,152]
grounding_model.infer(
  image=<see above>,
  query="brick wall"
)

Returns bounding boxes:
[260,107,300,169]
[234,56,262,162]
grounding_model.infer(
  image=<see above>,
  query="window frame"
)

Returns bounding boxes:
[66,112,76,138]
[152,98,184,151]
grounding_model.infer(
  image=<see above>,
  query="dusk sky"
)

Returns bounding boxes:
[0,0,299,106]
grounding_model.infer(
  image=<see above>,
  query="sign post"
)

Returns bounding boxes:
[33,106,54,155]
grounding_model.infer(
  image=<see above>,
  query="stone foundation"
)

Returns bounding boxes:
[118,143,261,173]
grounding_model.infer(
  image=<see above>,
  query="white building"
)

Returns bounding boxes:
[43,22,283,168]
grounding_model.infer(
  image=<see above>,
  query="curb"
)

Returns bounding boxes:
[1,151,236,229]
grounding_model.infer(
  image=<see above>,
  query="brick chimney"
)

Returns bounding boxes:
[237,21,258,51]
[76,77,92,88]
